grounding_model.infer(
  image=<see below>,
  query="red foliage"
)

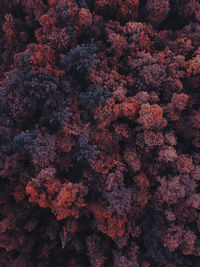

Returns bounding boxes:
[26,168,88,220]
[123,146,141,173]
[145,0,170,26]
[176,154,194,174]
[89,202,127,239]
[95,0,139,23]
[155,175,185,204]
[1,0,200,265]
[137,103,165,129]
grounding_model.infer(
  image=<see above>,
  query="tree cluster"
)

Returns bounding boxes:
[1,0,200,266]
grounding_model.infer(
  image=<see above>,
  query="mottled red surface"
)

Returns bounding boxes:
[1,0,200,266]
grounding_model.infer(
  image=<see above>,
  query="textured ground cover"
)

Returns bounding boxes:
[1,0,200,266]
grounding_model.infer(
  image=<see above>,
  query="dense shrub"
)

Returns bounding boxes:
[1,0,200,266]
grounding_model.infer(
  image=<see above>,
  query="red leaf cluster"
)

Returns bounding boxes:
[1,0,200,266]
